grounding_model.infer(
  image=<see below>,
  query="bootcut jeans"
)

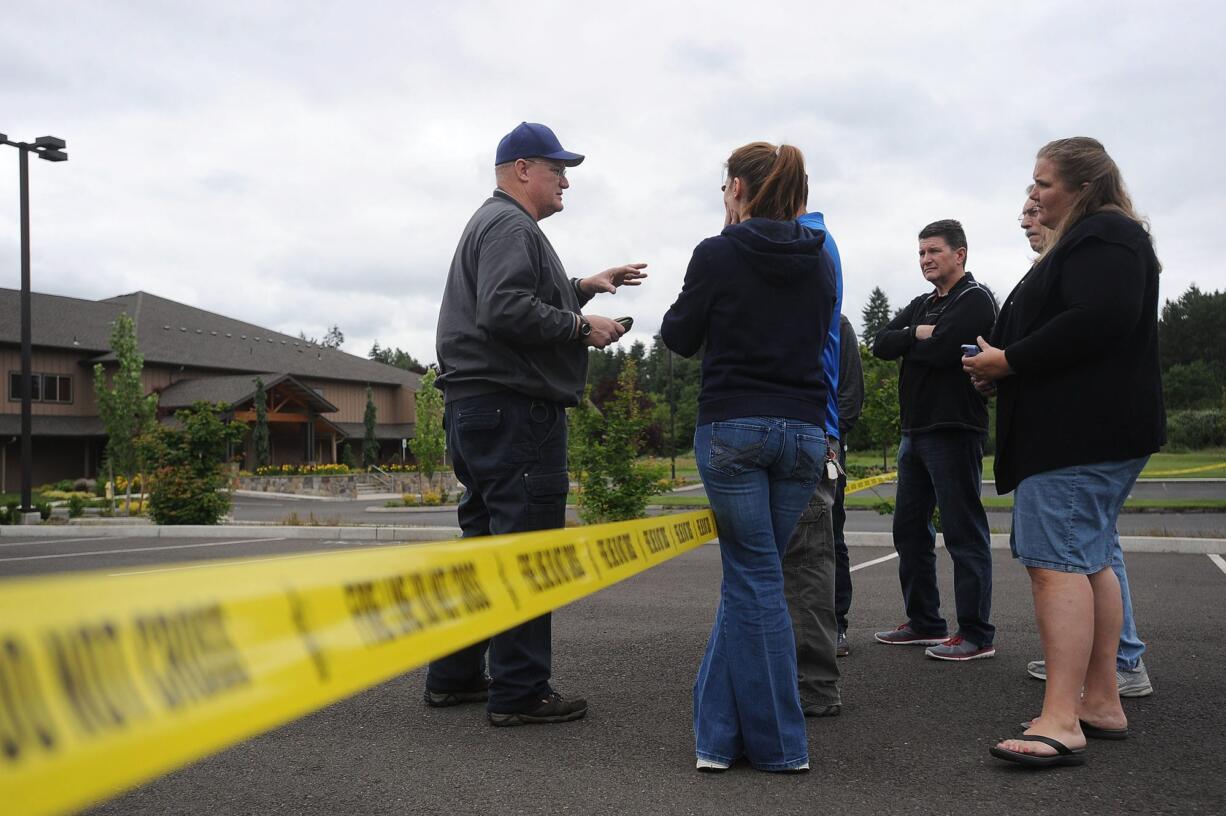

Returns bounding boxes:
[693,417,824,771]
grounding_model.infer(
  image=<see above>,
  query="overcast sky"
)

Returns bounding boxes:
[2,1,1222,366]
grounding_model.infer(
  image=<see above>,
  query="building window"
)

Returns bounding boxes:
[8,372,73,404]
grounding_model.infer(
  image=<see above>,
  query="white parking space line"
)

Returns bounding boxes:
[110,549,326,576]
[0,536,112,550]
[851,552,899,572]
[0,537,288,563]
[1209,553,1226,577]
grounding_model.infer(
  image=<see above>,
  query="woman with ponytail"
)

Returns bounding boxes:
[662,142,837,773]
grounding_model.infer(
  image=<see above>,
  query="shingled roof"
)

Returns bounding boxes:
[0,288,419,389]
[156,372,338,412]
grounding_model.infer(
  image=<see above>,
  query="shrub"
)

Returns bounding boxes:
[68,495,86,518]
[401,493,420,507]
[1166,409,1225,450]
[36,502,51,521]
[422,490,443,506]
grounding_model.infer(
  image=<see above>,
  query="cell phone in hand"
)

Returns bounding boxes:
[961,344,981,357]
[615,316,634,331]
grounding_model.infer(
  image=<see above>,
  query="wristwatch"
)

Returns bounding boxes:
[578,316,592,339]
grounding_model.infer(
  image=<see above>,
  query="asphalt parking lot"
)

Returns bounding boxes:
[3,526,1223,815]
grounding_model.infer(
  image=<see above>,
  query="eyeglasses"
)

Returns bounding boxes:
[1017,207,1040,222]
[523,159,566,178]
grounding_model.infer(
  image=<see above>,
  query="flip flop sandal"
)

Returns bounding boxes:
[990,735,1087,768]
[1018,719,1129,741]
[1079,719,1128,740]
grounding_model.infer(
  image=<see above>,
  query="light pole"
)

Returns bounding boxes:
[1,133,68,519]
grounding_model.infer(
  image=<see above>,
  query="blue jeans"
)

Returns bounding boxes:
[693,418,824,771]
[893,430,994,647]
[1112,534,1146,671]
[426,391,570,712]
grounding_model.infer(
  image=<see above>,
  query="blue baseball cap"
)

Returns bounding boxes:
[495,122,585,167]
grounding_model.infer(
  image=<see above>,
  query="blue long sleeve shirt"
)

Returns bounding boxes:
[798,212,843,442]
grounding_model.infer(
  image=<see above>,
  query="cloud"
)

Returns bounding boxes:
[1,0,1221,364]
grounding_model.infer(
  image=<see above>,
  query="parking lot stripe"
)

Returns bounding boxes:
[1209,553,1226,577]
[110,550,326,576]
[0,537,288,562]
[850,552,899,572]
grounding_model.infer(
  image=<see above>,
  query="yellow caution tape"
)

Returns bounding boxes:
[1143,461,1226,477]
[845,472,897,494]
[0,510,716,816]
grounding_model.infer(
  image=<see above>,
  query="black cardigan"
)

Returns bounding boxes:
[991,211,1166,494]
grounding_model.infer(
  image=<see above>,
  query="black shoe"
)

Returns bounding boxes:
[488,692,588,727]
[836,631,850,658]
[802,703,841,718]
[423,677,490,708]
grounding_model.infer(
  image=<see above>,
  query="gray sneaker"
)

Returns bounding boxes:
[1026,658,1154,697]
[836,631,850,658]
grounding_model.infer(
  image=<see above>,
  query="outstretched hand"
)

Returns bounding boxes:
[581,263,648,295]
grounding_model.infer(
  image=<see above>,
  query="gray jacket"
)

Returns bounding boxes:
[837,314,864,436]
[435,190,593,405]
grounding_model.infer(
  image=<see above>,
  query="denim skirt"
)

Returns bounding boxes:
[1010,456,1148,573]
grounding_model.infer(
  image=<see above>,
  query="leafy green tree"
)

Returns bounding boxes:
[362,387,380,468]
[93,314,158,513]
[1163,360,1222,410]
[1160,284,1226,381]
[140,402,246,525]
[848,345,901,468]
[568,360,667,523]
[252,377,271,468]
[411,368,446,488]
[861,286,892,344]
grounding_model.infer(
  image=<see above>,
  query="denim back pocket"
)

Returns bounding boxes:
[791,433,825,485]
[708,421,770,477]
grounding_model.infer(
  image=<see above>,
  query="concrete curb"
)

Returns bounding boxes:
[2,524,1221,554]
[845,531,1226,555]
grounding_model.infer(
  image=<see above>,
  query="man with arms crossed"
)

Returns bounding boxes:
[430,122,647,725]
[872,220,997,661]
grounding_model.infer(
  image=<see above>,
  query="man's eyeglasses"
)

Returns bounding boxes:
[1018,207,1040,222]
[524,159,566,178]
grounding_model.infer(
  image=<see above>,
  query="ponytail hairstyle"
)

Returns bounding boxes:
[1036,137,1157,268]
[726,141,808,221]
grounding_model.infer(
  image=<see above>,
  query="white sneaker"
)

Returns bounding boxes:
[696,758,730,773]
[1026,658,1154,697]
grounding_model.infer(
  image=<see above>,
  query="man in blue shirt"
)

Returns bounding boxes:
[782,208,845,716]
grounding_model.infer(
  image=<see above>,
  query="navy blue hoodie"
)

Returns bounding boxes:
[661,218,836,427]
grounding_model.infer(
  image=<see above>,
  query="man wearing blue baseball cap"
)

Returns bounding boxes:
[430,122,648,726]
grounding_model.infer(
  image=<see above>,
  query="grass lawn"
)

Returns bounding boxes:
[649,448,1226,481]
[847,448,1226,479]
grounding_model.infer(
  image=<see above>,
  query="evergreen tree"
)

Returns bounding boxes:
[362,387,379,468]
[252,377,271,468]
[368,341,426,373]
[568,360,667,523]
[1160,284,1226,381]
[861,287,893,343]
[410,368,446,486]
[140,401,246,525]
[93,314,158,512]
